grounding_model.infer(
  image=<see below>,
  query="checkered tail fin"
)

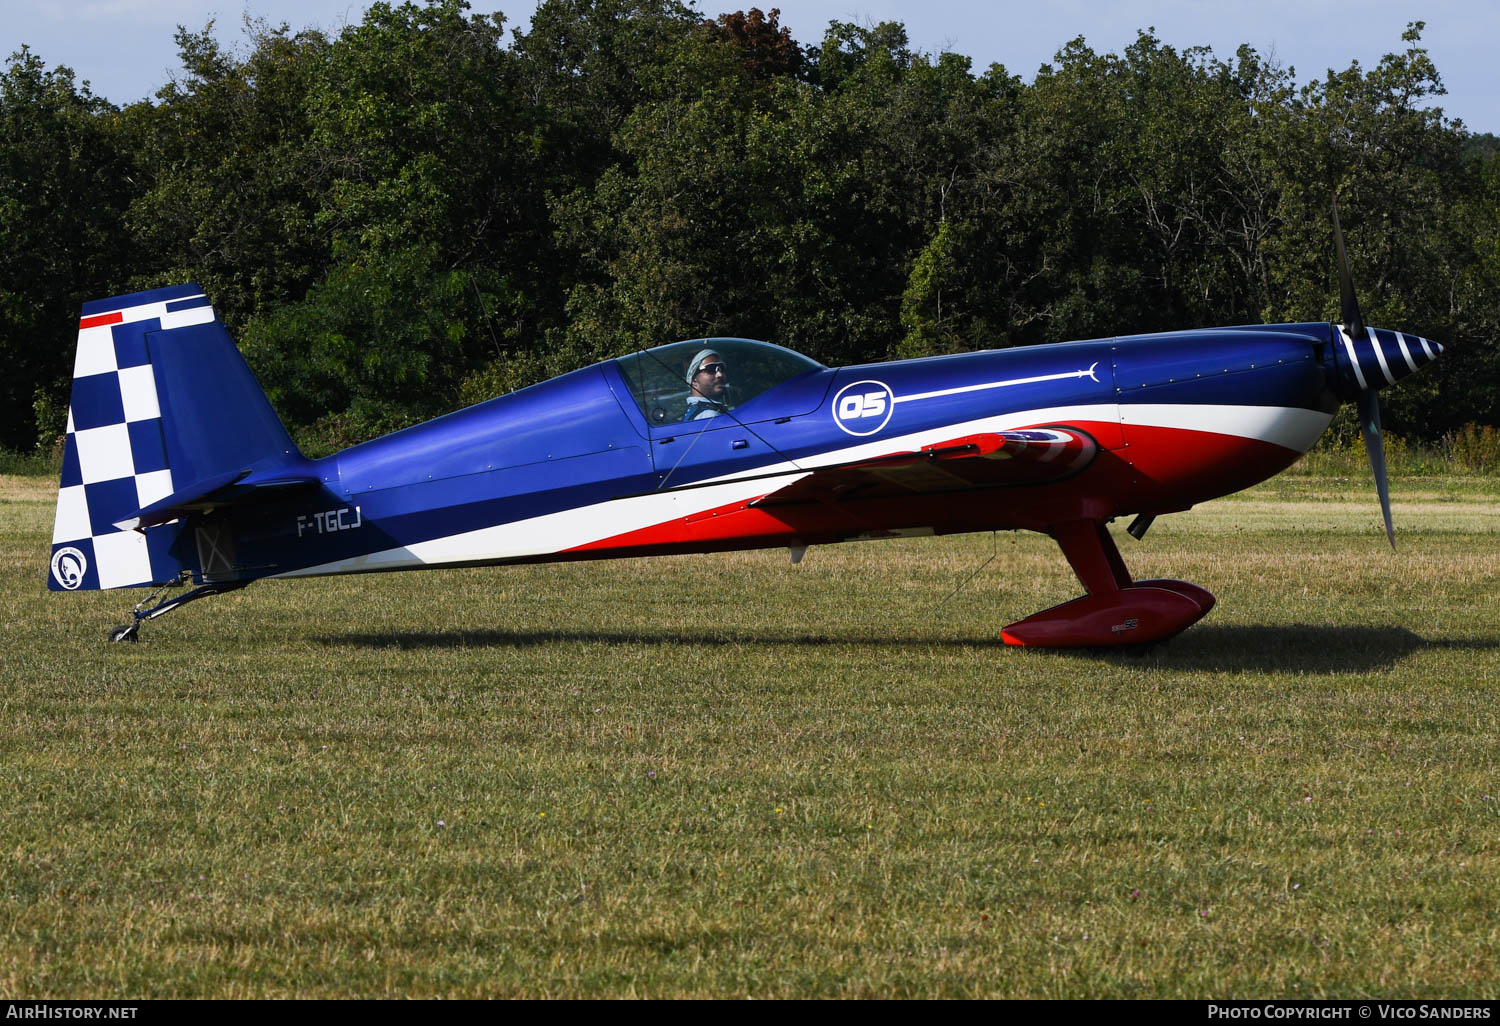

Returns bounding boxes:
[48,284,302,592]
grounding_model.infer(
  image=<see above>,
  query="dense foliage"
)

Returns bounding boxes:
[3,1,1497,454]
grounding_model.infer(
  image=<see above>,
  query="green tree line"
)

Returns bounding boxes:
[3,0,1497,455]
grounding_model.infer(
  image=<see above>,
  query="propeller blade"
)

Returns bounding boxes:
[1357,388,1395,549]
[1332,194,1365,340]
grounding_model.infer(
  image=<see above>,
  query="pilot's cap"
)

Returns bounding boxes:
[685,348,723,384]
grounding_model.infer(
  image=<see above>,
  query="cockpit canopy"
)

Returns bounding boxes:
[614,338,826,426]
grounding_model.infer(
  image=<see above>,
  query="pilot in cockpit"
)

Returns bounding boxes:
[683,349,732,420]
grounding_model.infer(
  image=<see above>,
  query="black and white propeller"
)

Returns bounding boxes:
[1329,195,1443,549]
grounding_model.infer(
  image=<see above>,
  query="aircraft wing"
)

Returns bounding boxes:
[753,427,1098,506]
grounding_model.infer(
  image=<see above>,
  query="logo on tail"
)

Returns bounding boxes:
[51,546,88,590]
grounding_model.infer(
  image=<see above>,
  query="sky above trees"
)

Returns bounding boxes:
[9,0,1499,133]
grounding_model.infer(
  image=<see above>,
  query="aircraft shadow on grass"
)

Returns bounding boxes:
[317,623,1494,675]
[1067,623,1495,674]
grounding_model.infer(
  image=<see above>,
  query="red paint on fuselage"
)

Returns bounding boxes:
[561,418,1304,559]
[1118,422,1307,510]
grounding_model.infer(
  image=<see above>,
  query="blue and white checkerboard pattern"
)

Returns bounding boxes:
[49,288,217,591]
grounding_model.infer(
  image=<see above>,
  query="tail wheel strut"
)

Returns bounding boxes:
[108,578,251,643]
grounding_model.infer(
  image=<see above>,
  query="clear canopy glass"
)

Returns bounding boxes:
[614,338,825,427]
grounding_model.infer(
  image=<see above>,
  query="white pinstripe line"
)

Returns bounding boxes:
[892,364,1100,404]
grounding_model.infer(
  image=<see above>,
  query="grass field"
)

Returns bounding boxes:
[3,466,1498,998]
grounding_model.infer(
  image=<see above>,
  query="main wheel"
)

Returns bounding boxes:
[108,623,140,643]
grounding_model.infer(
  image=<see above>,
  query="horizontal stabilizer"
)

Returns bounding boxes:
[112,468,321,531]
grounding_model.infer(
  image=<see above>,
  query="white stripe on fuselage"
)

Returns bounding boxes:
[275,402,1330,578]
[276,475,800,578]
[1119,404,1332,454]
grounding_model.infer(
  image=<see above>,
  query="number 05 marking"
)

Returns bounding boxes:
[832,380,895,436]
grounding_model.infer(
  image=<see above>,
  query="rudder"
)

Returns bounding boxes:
[48,284,301,592]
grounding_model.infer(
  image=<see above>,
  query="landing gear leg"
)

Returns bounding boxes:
[108,575,251,643]
[1001,519,1215,647]
[1053,519,1132,595]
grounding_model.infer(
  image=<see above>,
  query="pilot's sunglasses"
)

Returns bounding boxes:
[697,363,726,376]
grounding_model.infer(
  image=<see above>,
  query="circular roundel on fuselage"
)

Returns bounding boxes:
[832,379,895,436]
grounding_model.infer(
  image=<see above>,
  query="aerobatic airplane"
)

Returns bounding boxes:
[47,209,1441,646]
